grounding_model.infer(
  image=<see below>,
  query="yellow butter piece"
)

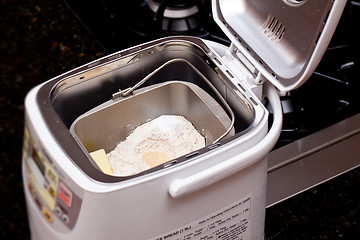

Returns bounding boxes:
[90,149,113,175]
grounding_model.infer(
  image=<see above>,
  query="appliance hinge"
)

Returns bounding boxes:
[229,44,266,84]
[223,44,266,99]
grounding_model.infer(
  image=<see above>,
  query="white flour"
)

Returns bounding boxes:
[106,115,205,176]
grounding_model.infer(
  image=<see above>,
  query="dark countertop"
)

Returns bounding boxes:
[1,0,104,238]
[1,0,359,239]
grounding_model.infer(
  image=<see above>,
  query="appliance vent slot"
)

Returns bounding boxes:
[261,15,286,43]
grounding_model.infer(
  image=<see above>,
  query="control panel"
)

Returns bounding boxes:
[23,126,82,230]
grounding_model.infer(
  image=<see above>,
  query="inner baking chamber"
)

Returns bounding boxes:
[49,38,259,176]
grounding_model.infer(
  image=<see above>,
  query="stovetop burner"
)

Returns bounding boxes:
[147,0,201,33]
[122,0,211,40]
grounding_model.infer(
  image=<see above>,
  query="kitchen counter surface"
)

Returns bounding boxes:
[1,0,359,239]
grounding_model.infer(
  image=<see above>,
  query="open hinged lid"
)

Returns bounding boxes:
[212,0,346,92]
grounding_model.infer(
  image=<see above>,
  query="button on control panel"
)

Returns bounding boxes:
[58,182,73,208]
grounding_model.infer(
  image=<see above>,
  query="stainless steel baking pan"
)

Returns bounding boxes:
[70,80,235,154]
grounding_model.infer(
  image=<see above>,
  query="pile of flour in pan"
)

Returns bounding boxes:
[106,115,205,176]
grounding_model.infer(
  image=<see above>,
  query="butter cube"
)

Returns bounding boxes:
[90,149,113,175]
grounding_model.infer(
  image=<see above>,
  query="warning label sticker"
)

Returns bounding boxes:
[151,194,252,240]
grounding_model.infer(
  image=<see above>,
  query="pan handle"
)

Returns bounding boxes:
[169,81,283,198]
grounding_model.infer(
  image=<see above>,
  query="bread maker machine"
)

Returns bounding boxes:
[22,0,346,239]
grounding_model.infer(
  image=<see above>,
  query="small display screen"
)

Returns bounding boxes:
[31,149,45,176]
